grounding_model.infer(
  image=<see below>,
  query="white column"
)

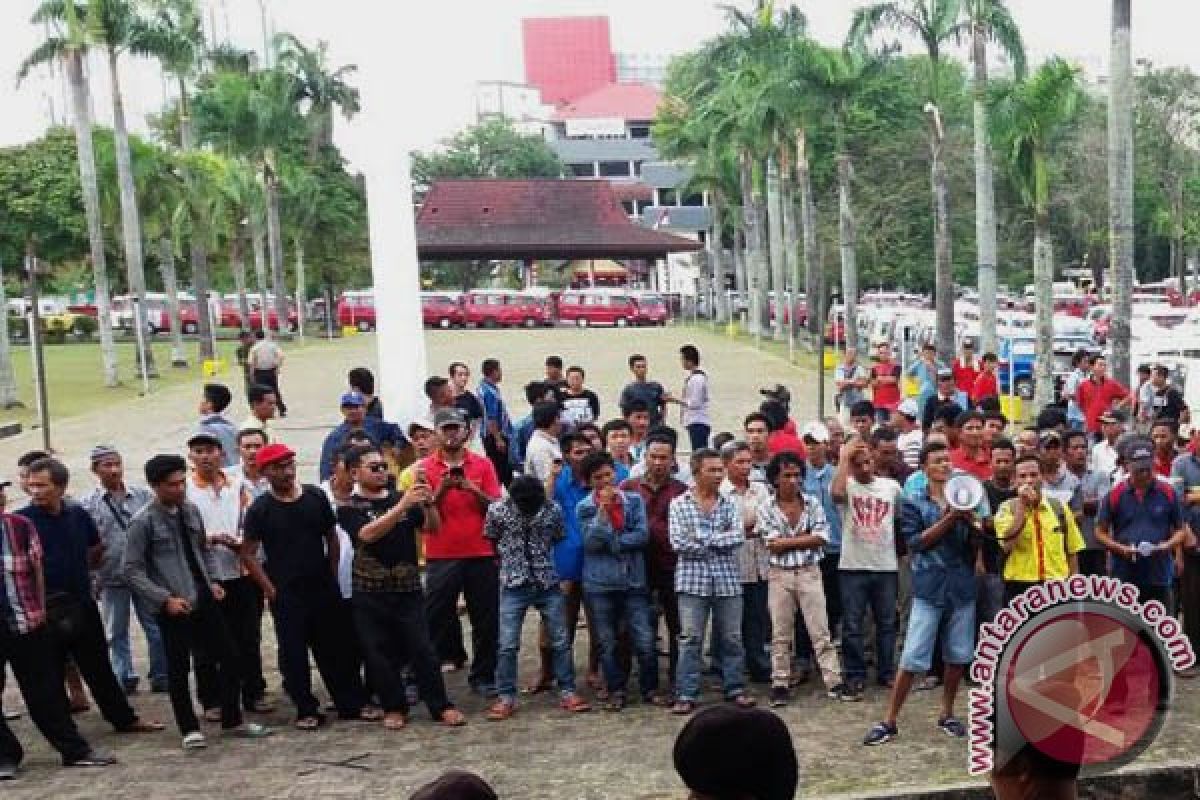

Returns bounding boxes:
[348,6,427,426]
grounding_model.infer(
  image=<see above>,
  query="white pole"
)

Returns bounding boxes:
[352,8,427,427]
[131,295,151,395]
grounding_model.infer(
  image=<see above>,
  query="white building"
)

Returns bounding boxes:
[474,80,553,136]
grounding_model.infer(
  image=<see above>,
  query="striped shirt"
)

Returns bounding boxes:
[756,493,829,569]
[668,490,744,597]
[0,513,45,635]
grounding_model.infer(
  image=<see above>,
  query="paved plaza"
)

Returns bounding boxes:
[1,326,1196,798]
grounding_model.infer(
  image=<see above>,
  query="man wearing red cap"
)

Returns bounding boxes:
[241,443,376,730]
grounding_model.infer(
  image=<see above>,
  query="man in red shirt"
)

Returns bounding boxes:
[971,353,1000,406]
[1150,418,1178,478]
[869,342,902,421]
[949,411,992,480]
[1077,356,1131,435]
[953,341,980,396]
[421,408,502,694]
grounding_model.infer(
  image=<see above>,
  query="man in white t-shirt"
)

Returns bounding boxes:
[523,401,563,482]
[892,398,924,470]
[832,437,903,695]
[247,330,287,417]
[1089,410,1126,479]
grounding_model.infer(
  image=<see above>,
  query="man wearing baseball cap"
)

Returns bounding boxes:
[397,417,437,492]
[1096,437,1190,609]
[419,408,502,694]
[920,368,969,431]
[240,443,375,729]
[892,399,924,470]
[317,391,409,482]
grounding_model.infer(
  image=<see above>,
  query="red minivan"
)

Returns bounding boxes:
[421,292,465,328]
[632,293,670,326]
[338,290,378,331]
[557,289,639,327]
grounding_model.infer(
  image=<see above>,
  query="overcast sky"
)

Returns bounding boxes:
[2,0,1197,164]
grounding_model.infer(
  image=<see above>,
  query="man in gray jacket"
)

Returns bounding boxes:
[122,454,270,750]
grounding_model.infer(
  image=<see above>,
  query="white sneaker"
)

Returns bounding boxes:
[182,731,207,750]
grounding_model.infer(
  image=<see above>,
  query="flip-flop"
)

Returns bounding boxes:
[438,708,467,727]
[357,707,385,722]
[382,714,407,731]
[294,716,322,731]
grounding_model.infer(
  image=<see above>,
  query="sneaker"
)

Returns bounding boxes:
[230,722,272,739]
[182,731,208,750]
[937,715,967,738]
[65,750,118,767]
[0,762,16,780]
[828,683,863,702]
[863,721,898,746]
[769,686,789,708]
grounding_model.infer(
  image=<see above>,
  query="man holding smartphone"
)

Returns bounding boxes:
[420,409,503,696]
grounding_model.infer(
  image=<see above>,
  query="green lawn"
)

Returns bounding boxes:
[2,335,344,427]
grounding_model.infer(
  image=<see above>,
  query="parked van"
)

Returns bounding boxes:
[556,288,640,327]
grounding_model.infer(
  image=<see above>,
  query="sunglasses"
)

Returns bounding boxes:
[365,462,389,473]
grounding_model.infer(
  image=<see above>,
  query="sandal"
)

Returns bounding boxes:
[121,719,165,733]
[382,713,407,731]
[486,701,516,721]
[294,715,323,731]
[602,693,625,713]
[357,706,385,722]
[438,708,467,727]
[669,700,696,716]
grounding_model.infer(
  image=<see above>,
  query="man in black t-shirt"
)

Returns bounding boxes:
[560,366,600,431]
[336,446,465,730]
[979,440,1017,626]
[1149,365,1189,425]
[544,356,568,404]
[619,354,668,427]
[449,362,485,443]
[241,443,375,730]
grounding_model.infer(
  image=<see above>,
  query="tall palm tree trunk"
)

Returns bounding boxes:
[1108,0,1134,386]
[190,239,216,361]
[781,173,801,344]
[766,156,787,341]
[293,238,307,341]
[230,232,250,330]
[734,226,748,296]
[66,48,118,387]
[0,257,20,407]
[251,218,271,338]
[709,192,729,324]
[265,169,289,337]
[796,130,820,335]
[972,25,999,355]
[740,154,763,336]
[837,153,860,351]
[1033,213,1055,408]
[158,237,188,367]
[108,48,157,378]
[931,132,955,364]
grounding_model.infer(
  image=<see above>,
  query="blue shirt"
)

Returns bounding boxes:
[803,462,841,552]
[1170,452,1200,534]
[509,414,535,471]
[318,416,409,481]
[552,468,591,581]
[900,491,976,609]
[479,379,513,439]
[908,360,938,411]
[1098,480,1182,588]
[18,502,99,601]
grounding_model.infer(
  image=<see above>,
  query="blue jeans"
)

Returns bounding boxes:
[585,589,658,697]
[676,593,744,702]
[686,423,711,452]
[839,570,897,686]
[495,585,574,702]
[898,598,975,673]
[741,581,771,680]
[100,584,167,687]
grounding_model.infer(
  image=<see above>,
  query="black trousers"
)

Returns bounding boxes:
[159,597,244,735]
[196,577,267,711]
[353,590,453,718]
[425,558,498,688]
[1183,554,1200,658]
[252,368,286,414]
[483,434,513,487]
[648,573,681,687]
[45,596,137,731]
[0,626,91,766]
[1077,549,1108,577]
[271,578,364,719]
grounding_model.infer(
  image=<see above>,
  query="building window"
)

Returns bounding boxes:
[660,188,679,206]
[569,163,595,177]
[621,201,635,215]
[633,161,643,177]
[629,126,650,139]
[598,161,632,177]
[682,192,704,207]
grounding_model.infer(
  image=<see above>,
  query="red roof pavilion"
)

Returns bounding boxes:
[415,179,703,261]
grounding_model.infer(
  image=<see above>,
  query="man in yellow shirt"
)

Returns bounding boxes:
[397,417,437,491]
[993,453,1086,603]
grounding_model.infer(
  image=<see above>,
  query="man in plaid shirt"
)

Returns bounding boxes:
[1,486,114,777]
[668,448,754,715]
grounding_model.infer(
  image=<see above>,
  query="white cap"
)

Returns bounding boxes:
[897,398,920,418]
[801,422,830,443]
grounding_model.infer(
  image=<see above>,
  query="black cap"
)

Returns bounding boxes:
[673,706,798,800]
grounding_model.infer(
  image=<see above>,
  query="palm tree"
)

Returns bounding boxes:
[171,149,225,359]
[137,143,188,366]
[19,0,119,387]
[990,59,1081,406]
[219,157,261,332]
[273,33,360,161]
[1108,0,1134,386]
[850,0,966,364]
[0,256,20,408]
[962,0,1025,355]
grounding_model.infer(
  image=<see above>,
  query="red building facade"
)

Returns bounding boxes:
[522,16,616,106]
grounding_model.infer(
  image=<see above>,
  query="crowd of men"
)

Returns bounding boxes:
[1,334,1197,788]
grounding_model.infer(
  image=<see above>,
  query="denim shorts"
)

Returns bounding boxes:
[898,597,975,673]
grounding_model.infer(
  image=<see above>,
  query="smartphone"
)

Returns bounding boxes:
[447,466,465,479]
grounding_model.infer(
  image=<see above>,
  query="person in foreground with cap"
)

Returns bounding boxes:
[1,477,117,777]
[420,408,502,696]
[241,442,375,730]
[864,442,977,745]
[892,398,924,470]
[1096,437,1191,611]
[184,429,272,718]
[18,457,164,736]
[317,390,408,482]
[79,445,165,696]
[1090,410,1126,479]
[672,705,799,800]
[993,453,1086,603]
[123,454,271,750]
